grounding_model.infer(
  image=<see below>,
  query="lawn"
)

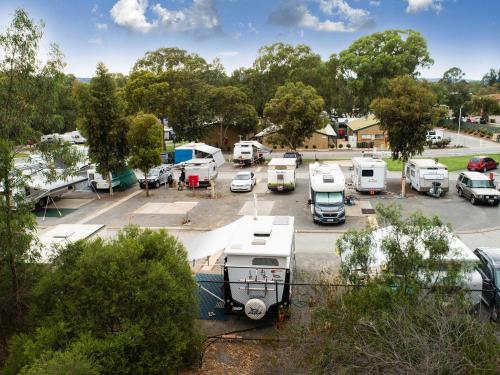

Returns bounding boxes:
[384,154,500,172]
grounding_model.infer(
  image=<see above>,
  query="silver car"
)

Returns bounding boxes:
[138,166,173,189]
[456,171,500,206]
[230,171,256,192]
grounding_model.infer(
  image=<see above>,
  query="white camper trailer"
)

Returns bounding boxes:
[267,158,296,192]
[351,157,387,193]
[309,162,346,224]
[183,158,218,188]
[233,141,268,166]
[186,215,295,320]
[174,142,225,167]
[406,159,449,193]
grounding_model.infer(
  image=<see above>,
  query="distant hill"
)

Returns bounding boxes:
[77,77,91,83]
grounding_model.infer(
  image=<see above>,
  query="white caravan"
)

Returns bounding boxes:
[351,157,387,193]
[174,142,225,167]
[233,141,269,166]
[406,159,449,193]
[25,169,87,208]
[309,162,346,224]
[267,158,296,192]
[183,159,218,188]
[186,215,295,320]
[426,129,444,143]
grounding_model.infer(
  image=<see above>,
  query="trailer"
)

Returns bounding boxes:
[267,158,296,192]
[87,167,137,190]
[183,158,218,188]
[25,169,87,209]
[174,143,225,167]
[309,162,346,224]
[351,156,387,193]
[406,159,449,193]
[233,141,269,166]
[186,215,296,320]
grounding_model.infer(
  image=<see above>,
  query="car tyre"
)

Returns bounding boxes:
[458,188,463,197]
[168,175,173,183]
[470,196,477,205]
[139,183,145,189]
[155,181,160,189]
[483,167,488,173]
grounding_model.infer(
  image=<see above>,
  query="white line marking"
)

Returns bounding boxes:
[77,189,143,224]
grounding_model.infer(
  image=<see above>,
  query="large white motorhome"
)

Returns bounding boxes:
[267,158,296,192]
[351,156,387,193]
[406,159,449,193]
[183,158,218,188]
[309,162,346,224]
[233,141,268,166]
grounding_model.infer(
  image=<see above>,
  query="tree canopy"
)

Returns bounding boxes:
[264,82,326,149]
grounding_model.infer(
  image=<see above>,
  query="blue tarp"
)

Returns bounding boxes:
[196,273,227,321]
[174,149,194,165]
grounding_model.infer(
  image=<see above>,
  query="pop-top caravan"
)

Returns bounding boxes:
[233,141,269,166]
[405,159,449,193]
[309,162,346,224]
[187,215,295,320]
[183,158,218,188]
[174,143,225,167]
[351,156,387,193]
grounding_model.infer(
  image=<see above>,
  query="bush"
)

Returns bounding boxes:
[6,227,202,375]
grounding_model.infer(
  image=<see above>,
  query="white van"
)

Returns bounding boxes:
[351,157,387,193]
[406,159,449,193]
[426,130,444,143]
[267,158,296,192]
[309,162,346,224]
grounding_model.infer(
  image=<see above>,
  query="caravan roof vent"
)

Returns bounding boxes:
[323,175,334,183]
[253,227,272,237]
[251,238,267,245]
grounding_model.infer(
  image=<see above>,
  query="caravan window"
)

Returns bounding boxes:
[316,192,343,204]
[252,257,279,266]
[361,169,374,177]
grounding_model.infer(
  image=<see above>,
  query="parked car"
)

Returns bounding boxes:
[467,156,498,172]
[474,247,500,320]
[137,165,173,189]
[230,171,256,192]
[283,151,303,167]
[456,171,500,205]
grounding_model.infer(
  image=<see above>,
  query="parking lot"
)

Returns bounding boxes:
[35,159,500,273]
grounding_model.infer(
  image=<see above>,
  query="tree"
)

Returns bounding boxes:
[124,71,169,118]
[481,68,500,87]
[339,29,433,113]
[6,226,202,375]
[127,113,162,197]
[81,63,128,196]
[371,75,437,196]
[439,67,471,121]
[208,86,258,145]
[20,348,100,375]
[264,82,326,149]
[132,47,209,75]
[470,95,500,122]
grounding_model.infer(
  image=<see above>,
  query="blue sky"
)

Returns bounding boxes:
[0,0,498,79]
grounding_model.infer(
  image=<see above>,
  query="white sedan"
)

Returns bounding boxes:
[230,171,256,192]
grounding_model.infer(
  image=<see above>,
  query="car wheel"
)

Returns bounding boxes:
[139,183,145,189]
[470,196,477,205]
[155,181,160,189]
[168,175,173,183]
[458,189,463,197]
[250,184,254,191]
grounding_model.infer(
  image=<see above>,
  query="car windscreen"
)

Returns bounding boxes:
[316,192,343,204]
[471,180,495,188]
[283,153,296,158]
[470,157,482,163]
[234,174,250,180]
[149,169,161,177]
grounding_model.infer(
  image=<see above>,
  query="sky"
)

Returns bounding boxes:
[0,0,498,79]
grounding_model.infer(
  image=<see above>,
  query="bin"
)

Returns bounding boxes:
[188,175,199,188]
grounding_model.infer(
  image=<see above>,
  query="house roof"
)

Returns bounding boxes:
[347,114,380,132]
[316,124,337,137]
[255,123,336,138]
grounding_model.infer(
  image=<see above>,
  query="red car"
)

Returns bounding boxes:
[467,156,498,172]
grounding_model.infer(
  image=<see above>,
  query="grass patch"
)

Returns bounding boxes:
[384,154,500,172]
[14,152,29,158]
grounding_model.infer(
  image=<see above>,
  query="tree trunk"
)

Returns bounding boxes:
[145,170,149,197]
[401,160,406,198]
[108,172,113,196]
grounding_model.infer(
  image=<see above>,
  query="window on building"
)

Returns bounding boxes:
[374,134,385,139]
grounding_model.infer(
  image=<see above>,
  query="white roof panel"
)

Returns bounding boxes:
[408,159,447,169]
[309,162,345,192]
[268,158,297,166]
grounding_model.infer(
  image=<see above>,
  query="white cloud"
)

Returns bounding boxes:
[369,0,381,6]
[95,23,108,31]
[405,0,442,13]
[152,0,220,32]
[247,22,258,34]
[88,38,102,44]
[110,0,157,33]
[91,4,98,13]
[268,0,373,33]
[218,51,239,57]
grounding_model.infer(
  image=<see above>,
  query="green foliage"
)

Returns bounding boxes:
[127,113,162,197]
[6,227,202,375]
[20,347,100,375]
[371,75,437,165]
[81,62,128,194]
[208,86,258,144]
[124,71,169,117]
[470,95,500,120]
[264,82,326,149]
[132,47,209,75]
[339,29,433,113]
[438,67,471,120]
